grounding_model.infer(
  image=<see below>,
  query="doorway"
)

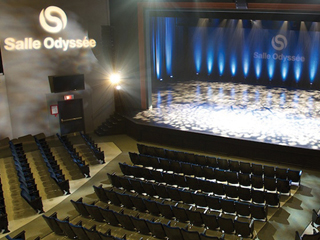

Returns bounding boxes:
[58,99,85,135]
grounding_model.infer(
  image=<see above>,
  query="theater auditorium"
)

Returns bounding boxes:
[0,0,320,239]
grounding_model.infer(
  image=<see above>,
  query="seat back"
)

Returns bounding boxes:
[172,206,189,222]
[131,216,150,235]
[218,216,234,234]
[84,204,104,222]
[192,192,207,208]
[234,219,254,238]
[144,198,161,216]
[71,198,90,218]
[93,185,109,203]
[69,223,90,240]
[181,228,201,240]
[186,209,204,226]
[130,195,147,212]
[157,202,174,219]
[146,220,167,239]
[99,208,119,226]
[202,213,219,230]
[179,189,194,204]
[56,218,77,239]
[114,212,135,231]
[252,163,263,176]
[229,160,240,172]
[42,212,64,235]
[163,223,183,239]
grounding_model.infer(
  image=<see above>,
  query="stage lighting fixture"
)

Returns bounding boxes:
[115,85,121,90]
[110,73,121,85]
[234,0,247,9]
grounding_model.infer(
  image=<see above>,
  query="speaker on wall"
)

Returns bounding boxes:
[48,74,85,93]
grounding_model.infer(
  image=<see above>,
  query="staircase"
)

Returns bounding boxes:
[94,113,125,136]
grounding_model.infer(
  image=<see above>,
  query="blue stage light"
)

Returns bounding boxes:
[165,18,174,76]
[193,29,202,74]
[207,44,214,75]
[309,32,319,83]
[294,61,302,83]
[281,61,289,81]
[268,58,275,80]
[218,51,225,76]
[243,51,249,78]
[254,59,262,79]
[155,23,162,79]
[230,54,237,77]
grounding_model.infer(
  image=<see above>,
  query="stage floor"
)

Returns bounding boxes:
[133,80,320,150]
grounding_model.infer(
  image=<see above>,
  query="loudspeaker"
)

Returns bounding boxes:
[48,74,85,93]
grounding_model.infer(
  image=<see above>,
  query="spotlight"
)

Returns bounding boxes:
[110,73,121,85]
[115,85,121,90]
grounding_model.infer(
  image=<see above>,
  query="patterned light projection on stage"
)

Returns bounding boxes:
[134,81,320,150]
[149,16,320,89]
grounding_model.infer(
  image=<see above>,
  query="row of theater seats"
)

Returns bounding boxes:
[93,185,257,239]
[9,141,43,214]
[118,162,280,207]
[80,132,105,163]
[129,153,292,195]
[0,177,8,233]
[137,144,302,185]
[69,196,226,240]
[43,212,126,240]
[56,134,90,178]
[295,209,320,240]
[106,173,268,221]
[34,137,70,195]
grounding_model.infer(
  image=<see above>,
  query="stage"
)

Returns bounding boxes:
[124,81,320,168]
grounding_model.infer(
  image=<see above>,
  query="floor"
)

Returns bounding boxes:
[1,134,319,240]
[133,81,320,150]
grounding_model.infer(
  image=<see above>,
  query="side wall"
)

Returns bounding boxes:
[0,0,114,138]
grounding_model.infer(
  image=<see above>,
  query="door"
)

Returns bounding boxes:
[58,99,85,135]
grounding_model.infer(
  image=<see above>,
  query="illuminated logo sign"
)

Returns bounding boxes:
[39,6,67,34]
[271,34,288,51]
[4,6,96,51]
[253,34,305,62]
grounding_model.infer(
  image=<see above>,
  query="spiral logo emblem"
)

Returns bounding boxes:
[271,34,288,51]
[39,6,67,34]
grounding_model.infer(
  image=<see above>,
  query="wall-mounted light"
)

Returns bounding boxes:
[110,73,121,85]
